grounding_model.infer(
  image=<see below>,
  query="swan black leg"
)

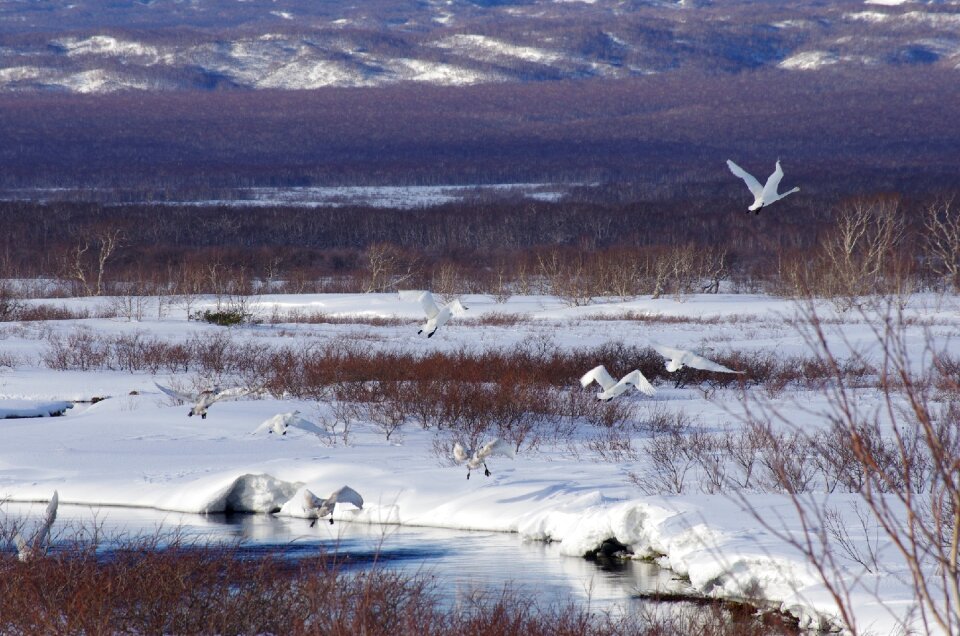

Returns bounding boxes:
[310,518,317,528]
[329,518,334,525]
[417,329,423,334]
[484,463,491,477]
[201,413,207,419]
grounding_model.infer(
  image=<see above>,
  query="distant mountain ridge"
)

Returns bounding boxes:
[0,0,957,93]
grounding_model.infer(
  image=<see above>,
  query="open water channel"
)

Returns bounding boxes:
[3,502,689,614]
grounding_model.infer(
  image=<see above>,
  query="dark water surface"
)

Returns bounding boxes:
[3,502,689,613]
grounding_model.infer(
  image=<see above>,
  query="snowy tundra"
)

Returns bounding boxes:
[2,291,959,634]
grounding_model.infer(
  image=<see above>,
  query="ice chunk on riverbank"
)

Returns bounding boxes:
[203,473,302,513]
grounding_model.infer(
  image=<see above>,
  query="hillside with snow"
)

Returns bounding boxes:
[0,0,958,92]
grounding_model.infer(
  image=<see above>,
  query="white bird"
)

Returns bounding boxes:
[652,343,744,374]
[401,290,468,338]
[727,159,800,213]
[453,438,515,480]
[302,486,364,527]
[15,491,58,562]
[579,365,656,400]
[155,382,250,419]
[251,411,324,437]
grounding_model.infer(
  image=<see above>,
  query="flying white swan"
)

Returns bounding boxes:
[579,365,656,400]
[727,159,799,213]
[15,491,58,562]
[302,486,364,527]
[453,438,515,479]
[400,290,468,338]
[155,382,250,419]
[252,411,324,437]
[652,343,743,374]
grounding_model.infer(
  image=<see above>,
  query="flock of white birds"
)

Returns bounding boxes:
[13,160,788,551]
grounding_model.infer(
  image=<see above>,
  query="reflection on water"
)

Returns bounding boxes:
[2,502,687,612]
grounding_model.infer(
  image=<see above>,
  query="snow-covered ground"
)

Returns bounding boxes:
[2,291,959,633]
[0,183,576,208]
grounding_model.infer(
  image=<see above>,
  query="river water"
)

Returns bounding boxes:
[3,502,688,613]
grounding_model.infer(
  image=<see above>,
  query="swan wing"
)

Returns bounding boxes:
[453,442,470,463]
[252,413,287,435]
[434,307,454,329]
[762,160,786,199]
[619,370,657,397]
[727,160,764,199]
[477,438,516,460]
[154,382,195,403]
[211,386,251,403]
[651,343,683,362]
[399,290,441,318]
[684,352,742,374]
[419,291,441,319]
[328,485,364,510]
[580,365,616,390]
[33,491,58,549]
[302,488,324,511]
[446,299,469,317]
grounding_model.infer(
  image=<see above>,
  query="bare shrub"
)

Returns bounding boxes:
[754,426,818,495]
[587,426,640,463]
[16,304,93,321]
[0,283,24,321]
[536,248,593,306]
[367,382,409,441]
[718,421,769,489]
[630,410,699,495]
[43,328,109,371]
[735,301,960,635]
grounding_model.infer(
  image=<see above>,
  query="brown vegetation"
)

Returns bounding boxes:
[0,534,800,636]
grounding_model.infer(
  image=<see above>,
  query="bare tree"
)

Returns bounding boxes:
[924,196,960,293]
[363,243,417,293]
[62,228,123,297]
[821,198,905,307]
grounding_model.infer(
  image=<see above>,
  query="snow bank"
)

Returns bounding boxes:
[0,400,73,418]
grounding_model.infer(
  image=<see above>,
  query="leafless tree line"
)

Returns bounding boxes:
[1,195,957,305]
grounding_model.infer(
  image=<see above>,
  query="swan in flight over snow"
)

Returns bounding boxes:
[252,411,325,437]
[453,438,515,479]
[155,382,251,419]
[400,290,468,338]
[580,365,656,400]
[15,491,58,562]
[302,486,364,527]
[652,344,743,374]
[727,159,799,213]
